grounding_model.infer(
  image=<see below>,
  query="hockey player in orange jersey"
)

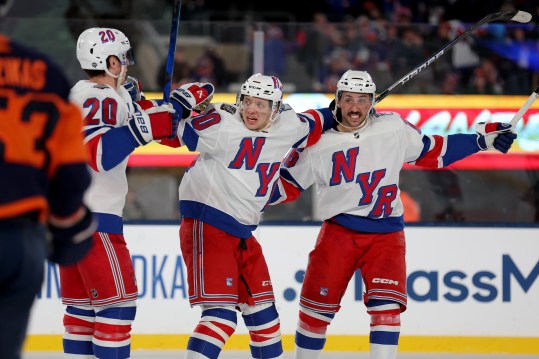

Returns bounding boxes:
[0,3,95,359]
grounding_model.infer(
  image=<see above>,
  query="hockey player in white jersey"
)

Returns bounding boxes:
[271,70,517,359]
[167,74,334,359]
[59,27,178,359]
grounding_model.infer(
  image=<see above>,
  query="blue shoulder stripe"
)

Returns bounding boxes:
[181,123,200,151]
[99,126,139,170]
[442,134,480,166]
[415,136,431,161]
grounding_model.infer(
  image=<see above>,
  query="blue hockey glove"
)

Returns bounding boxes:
[123,76,145,102]
[476,122,517,153]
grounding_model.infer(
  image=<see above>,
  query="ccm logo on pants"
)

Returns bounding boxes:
[372,278,399,285]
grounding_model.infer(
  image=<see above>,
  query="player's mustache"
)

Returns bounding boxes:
[347,111,362,117]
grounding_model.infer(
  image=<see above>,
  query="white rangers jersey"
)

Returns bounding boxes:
[70,80,137,232]
[177,102,331,238]
[276,111,481,233]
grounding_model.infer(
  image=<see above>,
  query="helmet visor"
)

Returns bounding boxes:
[124,48,135,66]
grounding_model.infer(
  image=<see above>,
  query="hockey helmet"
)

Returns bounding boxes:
[335,70,376,100]
[236,73,283,115]
[76,28,134,71]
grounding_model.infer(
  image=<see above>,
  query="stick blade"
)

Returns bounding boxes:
[511,10,532,23]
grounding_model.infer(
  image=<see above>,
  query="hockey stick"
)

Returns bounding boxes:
[375,10,532,104]
[509,85,539,127]
[162,0,182,102]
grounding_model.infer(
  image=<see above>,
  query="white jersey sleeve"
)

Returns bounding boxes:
[177,102,229,153]
[70,80,136,225]
[277,147,316,202]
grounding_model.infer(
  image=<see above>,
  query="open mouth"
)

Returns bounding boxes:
[348,113,363,121]
[245,116,258,124]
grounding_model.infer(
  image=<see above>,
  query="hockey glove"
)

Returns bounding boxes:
[475,122,517,153]
[48,206,97,265]
[169,82,214,119]
[129,100,179,145]
[123,76,145,102]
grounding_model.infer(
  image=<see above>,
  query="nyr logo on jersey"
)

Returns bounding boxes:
[228,137,280,197]
[329,147,397,218]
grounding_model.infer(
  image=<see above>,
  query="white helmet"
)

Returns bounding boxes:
[332,70,377,129]
[237,73,283,114]
[76,28,134,71]
[335,70,376,100]
[239,73,283,101]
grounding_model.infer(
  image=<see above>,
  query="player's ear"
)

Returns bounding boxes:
[107,56,120,71]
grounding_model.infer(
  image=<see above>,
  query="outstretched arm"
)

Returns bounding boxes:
[413,122,517,168]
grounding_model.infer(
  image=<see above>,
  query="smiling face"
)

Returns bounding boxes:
[336,91,372,131]
[240,96,274,131]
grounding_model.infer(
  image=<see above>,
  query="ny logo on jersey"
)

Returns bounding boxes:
[228,137,280,197]
[329,147,398,218]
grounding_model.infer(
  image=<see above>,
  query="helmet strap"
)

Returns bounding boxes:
[104,67,119,79]
[104,65,127,92]
[268,101,280,121]
[116,64,127,91]
[334,113,369,131]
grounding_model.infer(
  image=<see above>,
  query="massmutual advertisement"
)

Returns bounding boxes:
[26,225,539,354]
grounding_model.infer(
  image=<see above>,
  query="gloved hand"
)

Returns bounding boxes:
[123,76,145,102]
[48,206,96,265]
[129,100,179,145]
[475,122,517,153]
[169,82,214,119]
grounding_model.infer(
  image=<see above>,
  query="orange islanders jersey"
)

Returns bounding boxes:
[0,35,90,223]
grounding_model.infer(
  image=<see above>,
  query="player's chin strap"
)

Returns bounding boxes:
[329,99,373,131]
[104,65,127,92]
[260,102,282,131]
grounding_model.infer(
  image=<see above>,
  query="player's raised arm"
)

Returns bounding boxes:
[406,120,517,169]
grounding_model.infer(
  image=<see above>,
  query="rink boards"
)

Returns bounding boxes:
[25,225,539,354]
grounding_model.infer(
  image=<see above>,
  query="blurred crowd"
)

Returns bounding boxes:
[168,0,539,94]
[7,0,536,94]
[292,9,538,94]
